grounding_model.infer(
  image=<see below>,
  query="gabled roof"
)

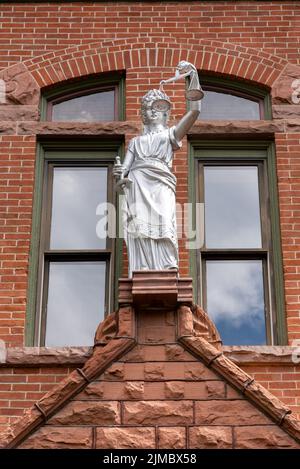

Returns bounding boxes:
[1,304,300,448]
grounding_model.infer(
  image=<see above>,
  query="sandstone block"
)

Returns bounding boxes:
[165,344,196,361]
[158,427,186,449]
[38,371,85,413]
[0,63,40,105]
[165,381,225,399]
[184,362,219,380]
[138,309,176,343]
[143,345,166,361]
[177,304,194,337]
[165,381,185,399]
[6,346,91,366]
[121,345,145,362]
[190,120,284,135]
[118,306,134,337]
[124,363,144,380]
[19,427,92,449]
[170,381,224,399]
[195,400,270,425]
[103,363,124,380]
[141,326,176,344]
[123,401,193,425]
[286,118,300,133]
[75,382,104,400]
[96,427,155,449]
[99,381,144,400]
[189,426,232,449]
[142,381,224,400]
[204,381,226,399]
[272,64,300,104]
[234,425,300,449]
[144,363,164,380]
[226,385,243,399]
[164,362,185,379]
[144,382,165,399]
[124,381,144,399]
[101,382,130,400]
[0,122,16,135]
[0,105,39,121]
[48,401,120,425]
[18,120,140,136]
[272,104,300,119]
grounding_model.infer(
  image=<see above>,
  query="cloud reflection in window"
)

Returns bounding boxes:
[206,260,266,345]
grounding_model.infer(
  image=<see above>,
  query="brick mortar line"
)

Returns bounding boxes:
[41,424,278,428]
[71,398,244,402]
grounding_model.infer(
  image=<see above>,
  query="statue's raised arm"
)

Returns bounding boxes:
[156,61,204,142]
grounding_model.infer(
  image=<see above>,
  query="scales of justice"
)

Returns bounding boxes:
[114,61,204,278]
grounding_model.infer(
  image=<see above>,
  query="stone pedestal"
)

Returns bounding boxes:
[118,270,193,310]
[118,271,193,344]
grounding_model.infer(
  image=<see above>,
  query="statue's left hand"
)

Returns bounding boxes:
[176,61,197,74]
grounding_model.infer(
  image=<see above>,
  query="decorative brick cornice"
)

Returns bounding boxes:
[0,37,289,104]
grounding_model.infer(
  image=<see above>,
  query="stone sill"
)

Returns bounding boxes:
[15,119,287,137]
[2,119,300,137]
[223,346,300,365]
[0,345,299,367]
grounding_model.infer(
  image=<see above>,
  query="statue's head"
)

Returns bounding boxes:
[141,89,171,126]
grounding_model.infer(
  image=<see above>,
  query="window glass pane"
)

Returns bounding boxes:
[50,167,107,250]
[45,261,106,346]
[204,166,262,248]
[206,260,266,345]
[52,90,115,122]
[200,90,260,120]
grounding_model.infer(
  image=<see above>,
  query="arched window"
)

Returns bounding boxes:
[199,76,270,120]
[50,88,117,122]
[41,73,124,121]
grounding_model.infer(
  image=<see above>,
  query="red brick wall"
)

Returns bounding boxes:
[0,1,300,70]
[0,365,74,432]
[0,0,300,432]
[276,132,300,342]
[0,136,36,347]
[243,364,300,419]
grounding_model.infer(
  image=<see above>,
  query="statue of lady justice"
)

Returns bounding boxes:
[114,61,204,277]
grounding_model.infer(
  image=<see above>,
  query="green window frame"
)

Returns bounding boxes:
[25,140,124,346]
[189,141,286,345]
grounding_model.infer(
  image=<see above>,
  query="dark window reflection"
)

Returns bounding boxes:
[204,166,262,249]
[200,90,260,120]
[50,167,107,250]
[206,260,266,345]
[52,90,115,122]
[45,261,106,346]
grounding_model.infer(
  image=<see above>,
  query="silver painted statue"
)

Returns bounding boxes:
[114,61,203,277]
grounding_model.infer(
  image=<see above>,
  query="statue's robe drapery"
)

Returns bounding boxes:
[122,126,181,277]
